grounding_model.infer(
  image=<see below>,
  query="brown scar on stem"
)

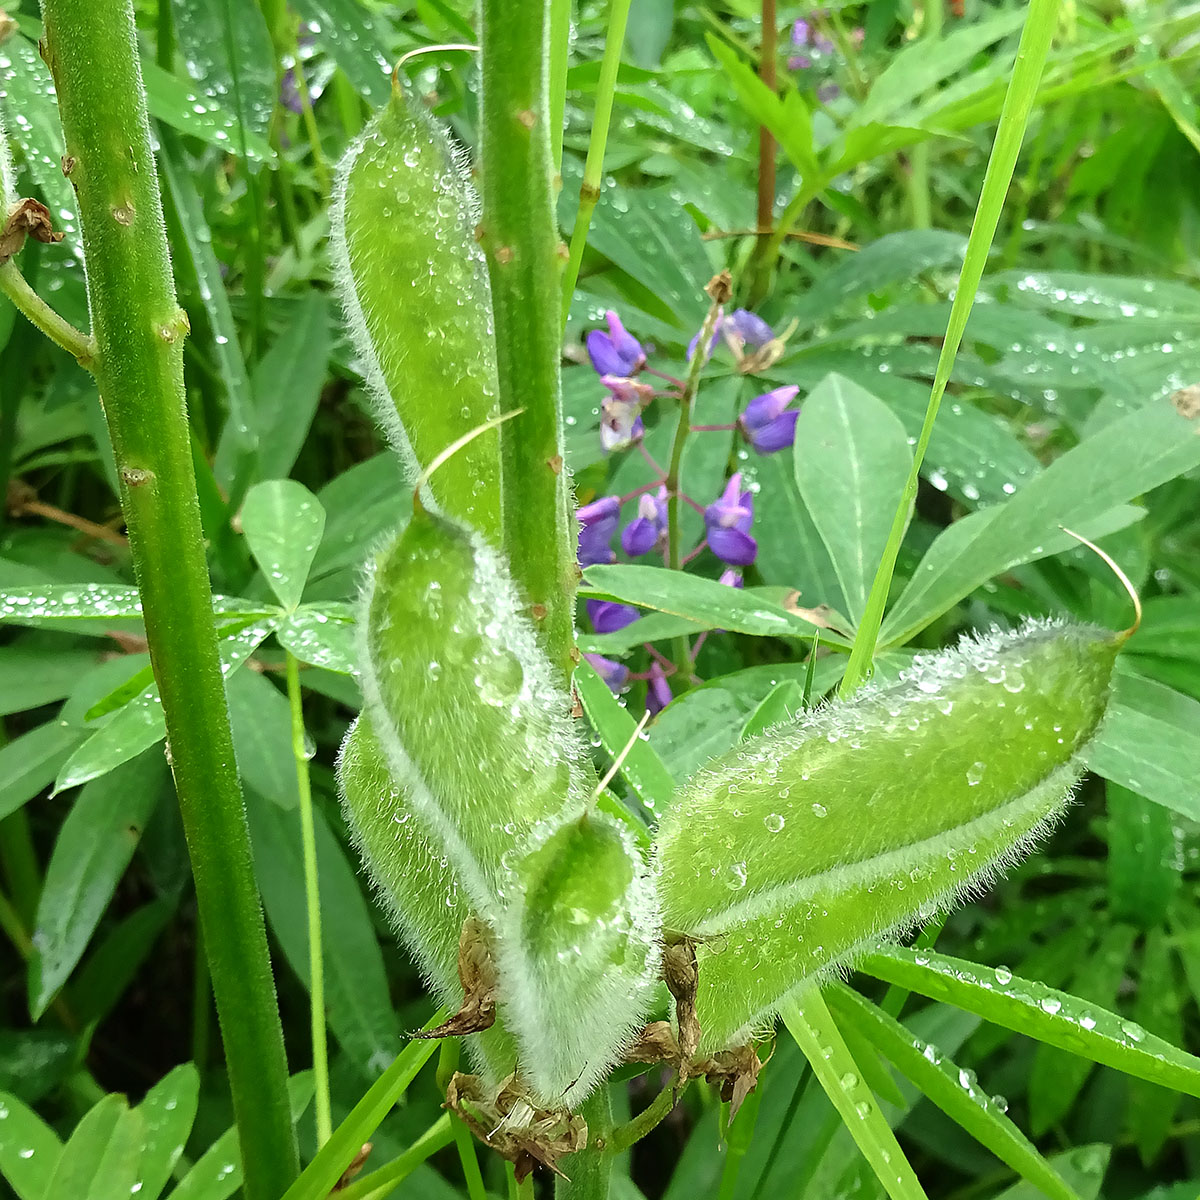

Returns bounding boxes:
[412,917,498,1039]
[495,245,514,265]
[517,108,536,129]
[120,467,154,488]
[1171,384,1200,421]
[547,454,563,474]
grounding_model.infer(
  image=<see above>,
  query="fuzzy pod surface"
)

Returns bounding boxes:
[654,618,1122,1054]
[496,813,661,1104]
[337,712,516,1078]
[360,504,592,915]
[0,108,13,213]
[331,79,501,540]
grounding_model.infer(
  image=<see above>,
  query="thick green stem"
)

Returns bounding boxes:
[480,0,577,680]
[286,652,331,1146]
[37,4,298,1197]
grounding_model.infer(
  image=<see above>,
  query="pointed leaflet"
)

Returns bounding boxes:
[793,374,913,625]
[654,619,1121,1053]
[241,480,326,611]
[331,80,501,539]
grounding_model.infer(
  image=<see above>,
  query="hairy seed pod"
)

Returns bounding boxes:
[337,713,516,1077]
[331,80,501,539]
[496,813,661,1104]
[654,618,1122,1054]
[0,109,13,214]
[360,505,591,914]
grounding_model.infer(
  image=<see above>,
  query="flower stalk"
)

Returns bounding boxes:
[37,3,297,1196]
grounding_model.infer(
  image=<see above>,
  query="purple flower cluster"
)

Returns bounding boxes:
[788,11,863,104]
[576,305,803,710]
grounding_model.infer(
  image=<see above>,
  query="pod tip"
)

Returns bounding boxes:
[413,408,523,514]
[1059,525,1142,639]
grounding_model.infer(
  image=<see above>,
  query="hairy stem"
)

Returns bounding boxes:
[480,0,577,681]
[38,4,297,1196]
[286,651,330,1146]
[557,1088,614,1200]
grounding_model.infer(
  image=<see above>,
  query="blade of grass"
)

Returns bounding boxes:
[839,0,1061,695]
[781,989,929,1200]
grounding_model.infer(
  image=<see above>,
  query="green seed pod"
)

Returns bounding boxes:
[1,109,13,214]
[654,618,1122,1055]
[496,813,660,1105]
[331,80,501,539]
[361,504,591,916]
[337,712,517,1078]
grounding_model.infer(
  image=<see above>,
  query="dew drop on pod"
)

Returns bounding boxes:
[654,617,1125,1055]
[331,73,502,540]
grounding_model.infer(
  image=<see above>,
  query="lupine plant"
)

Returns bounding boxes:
[2,2,1200,1200]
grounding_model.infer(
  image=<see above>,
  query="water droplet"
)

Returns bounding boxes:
[763,813,785,833]
[811,802,828,818]
[966,761,986,786]
[994,965,1012,985]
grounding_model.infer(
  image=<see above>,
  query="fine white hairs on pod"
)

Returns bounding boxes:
[1,106,14,216]
[494,811,662,1106]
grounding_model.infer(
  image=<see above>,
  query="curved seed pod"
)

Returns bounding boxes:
[1,109,13,213]
[496,812,661,1105]
[654,618,1122,1055]
[361,504,591,915]
[336,713,516,1078]
[331,79,501,539]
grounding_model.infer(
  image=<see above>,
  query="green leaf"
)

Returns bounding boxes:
[827,983,1082,1200]
[135,1064,200,1200]
[1106,781,1181,926]
[581,565,849,644]
[226,669,300,810]
[859,944,1200,1098]
[575,659,675,820]
[0,641,102,716]
[54,621,274,794]
[241,481,327,611]
[29,749,167,1018]
[247,798,400,1079]
[247,296,332,482]
[883,396,1200,645]
[740,680,806,741]
[276,606,358,674]
[291,0,391,107]
[991,1146,1111,1200]
[171,0,276,146]
[782,990,929,1200]
[172,1074,314,1200]
[0,1090,63,1200]
[1028,924,1135,1134]
[44,1094,144,1200]
[793,374,913,625]
[0,721,81,824]
[0,1032,79,1105]
[1085,669,1200,821]
[991,270,1200,322]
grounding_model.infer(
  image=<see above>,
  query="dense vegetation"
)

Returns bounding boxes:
[1,1,1199,1199]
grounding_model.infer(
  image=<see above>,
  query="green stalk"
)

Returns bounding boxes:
[37,4,297,1196]
[906,0,942,230]
[0,261,95,365]
[839,0,1060,696]
[285,652,331,1147]
[336,1116,454,1200]
[560,0,633,318]
[480,0,577,679]
[557,1088,614,1200]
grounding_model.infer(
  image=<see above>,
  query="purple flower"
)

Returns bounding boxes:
[740,385,800,454]
[587,598,640,634]
[718,568,744,589]
[646,662,673,715]
[577,496,620,566]
[792,18,811,45]
[726,309,775,348]
[587,310,645,377]
[599,375,653,453]
[814,33,835,54]
[818,81,841,104]
[789,53,813,70]
[704,473,757,566]
[585,653,629,692]
[621,488,668,558]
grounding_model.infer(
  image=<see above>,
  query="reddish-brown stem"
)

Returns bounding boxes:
[757,0,778,233]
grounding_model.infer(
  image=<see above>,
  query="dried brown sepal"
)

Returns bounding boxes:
[0,198,65,264]
[662,937,701,1072]
[705,270,733,305]
[698,1041,766,1122]
[412,916,498,1039]
[332,1142,373,1190]
[1171,385,1200,421]
[622,1020,680,1066]
[445,1072,587,1181]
